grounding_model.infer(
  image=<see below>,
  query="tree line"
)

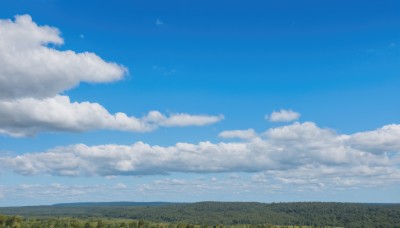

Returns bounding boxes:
[1,202,399,227]
[0,216,341,228]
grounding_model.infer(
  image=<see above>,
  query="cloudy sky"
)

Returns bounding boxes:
[0,0,399,206]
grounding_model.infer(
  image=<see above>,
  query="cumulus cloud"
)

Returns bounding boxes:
[0,15,223,137]
[218,129,257,140]
[347,124,400,154]
[266,109,301,122]
[0,14,126,100]
[0,96,223,137]
[1,122,399,190]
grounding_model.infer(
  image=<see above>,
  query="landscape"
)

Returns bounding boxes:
[1,202,400,227]
[0,0,399,227]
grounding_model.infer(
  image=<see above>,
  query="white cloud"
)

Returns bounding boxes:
[157,113,224,127]
[255,164,400,190]
[347,124,400,154]
[1,14,399,191]
[1,122,399,190]
[2,167,398,205]
[0,15,126,100]
[0,183,109,204]
[218,129,257,140]
[0,15,223,137]
[266,109,300,122]
[0,96,223,137]
[0,179,250,205]
[0,96,149,137]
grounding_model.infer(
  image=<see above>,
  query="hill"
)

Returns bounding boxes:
[53,202,177,207]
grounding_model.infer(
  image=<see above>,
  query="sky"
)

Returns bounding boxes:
[0,0,399,206]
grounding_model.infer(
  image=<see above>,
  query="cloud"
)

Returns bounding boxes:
[152,65,177,76]
[0,179,248,205]
[158,113,224,127]
[0,183,112,204]
[113,183,127,189]
[2,166,398,206]
[255,164,400,190]
[218,129,257,140]
[135,177,259,199]
[266,109,300,122]
[155,18,164,26]
[347,124,400,154]
[0,96,223,137]
[0,15,223,137]
[0,15,126,100]
[1,122,399,190]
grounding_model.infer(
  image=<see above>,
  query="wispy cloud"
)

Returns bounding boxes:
[155,18,164,26]
[266,109,301,122]
[219,129,257,140]
[152,65,177,76]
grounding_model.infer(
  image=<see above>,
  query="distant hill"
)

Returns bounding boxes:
[1,201,400,226]
[52,201,179,207]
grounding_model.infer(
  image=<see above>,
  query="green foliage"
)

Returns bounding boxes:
[0,215,23,228]
[1,202,400,227]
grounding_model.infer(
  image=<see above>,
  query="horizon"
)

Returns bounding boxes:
[2,200,400,208]
[0,0,399,206]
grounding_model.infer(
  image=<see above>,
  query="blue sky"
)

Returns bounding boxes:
[0,0,399,206]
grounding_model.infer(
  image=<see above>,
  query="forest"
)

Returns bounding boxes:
[1,202,400,227]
